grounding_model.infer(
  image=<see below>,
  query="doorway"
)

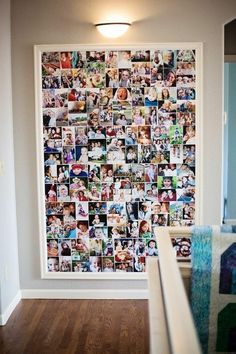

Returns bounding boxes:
[223,19,236,223]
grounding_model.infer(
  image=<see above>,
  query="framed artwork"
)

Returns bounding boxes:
[34,44,202,278]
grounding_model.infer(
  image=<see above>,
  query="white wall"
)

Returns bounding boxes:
[11,0,236,291]
[0,0,20,318]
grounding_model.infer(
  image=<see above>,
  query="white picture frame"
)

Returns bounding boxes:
[34,43,203,279]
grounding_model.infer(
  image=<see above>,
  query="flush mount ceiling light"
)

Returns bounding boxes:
[95,22,131,38]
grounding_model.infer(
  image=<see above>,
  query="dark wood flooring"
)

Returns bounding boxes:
[0,299,149,354]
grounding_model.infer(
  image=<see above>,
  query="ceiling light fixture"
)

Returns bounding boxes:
[95,22,131,38]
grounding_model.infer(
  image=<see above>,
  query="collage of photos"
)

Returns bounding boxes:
[42,48,196,273]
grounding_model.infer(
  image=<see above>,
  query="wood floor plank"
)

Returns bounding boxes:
[0,299,149,354]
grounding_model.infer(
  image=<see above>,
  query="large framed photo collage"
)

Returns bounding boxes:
[34,44,202,278]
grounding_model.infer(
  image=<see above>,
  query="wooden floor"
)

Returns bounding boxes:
[0,299,149,354]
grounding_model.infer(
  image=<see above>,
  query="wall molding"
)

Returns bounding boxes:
[35,43,203,280]
[0,265,189,325]
[0,291,21,326]
[224,219,236,225]
[21,288,149,300]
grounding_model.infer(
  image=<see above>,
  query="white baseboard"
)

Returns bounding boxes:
[0,291,21,326]
[21,288,149,299]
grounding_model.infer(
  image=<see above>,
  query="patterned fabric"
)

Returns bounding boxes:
[191,226,236,354]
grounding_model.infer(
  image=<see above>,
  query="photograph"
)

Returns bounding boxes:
[47,257,59,272]
[105,51,118,68]
[102,257,115,272]
[42,52,60,75]
[171,237,191,259]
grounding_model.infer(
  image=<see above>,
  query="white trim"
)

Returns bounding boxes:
[35,43,203,52]
[195,43,203,225]
[34,43,203,279]
[41,272,147,280]
[21,288,148,299]
[161,225,192,236]
[223,219,236,225]
[0,291,21,326]
[34,45,47,279]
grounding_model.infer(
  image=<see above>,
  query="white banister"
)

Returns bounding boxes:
[155,226,201,354]
[147,257,171,354]
[147,226,201,353]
